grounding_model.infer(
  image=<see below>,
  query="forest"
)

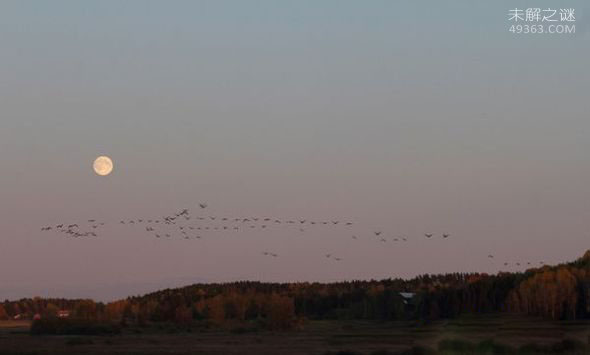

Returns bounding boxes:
[3,250,590,331]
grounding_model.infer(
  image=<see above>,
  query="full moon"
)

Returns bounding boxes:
[93,156,113,176]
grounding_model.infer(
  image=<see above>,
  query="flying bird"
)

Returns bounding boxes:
[425,234,433,238]
[199,203,207,209]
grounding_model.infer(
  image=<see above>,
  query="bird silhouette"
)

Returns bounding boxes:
[425,234,433,238]
[442,234,450,238]
[374,231,382,236]
[199,203,207,209]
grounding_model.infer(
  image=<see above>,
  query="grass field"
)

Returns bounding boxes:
[0,314,589,354]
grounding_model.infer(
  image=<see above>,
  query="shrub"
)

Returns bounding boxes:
[476,339,514,354]
[438,338,475,353]
[549,339,587,354]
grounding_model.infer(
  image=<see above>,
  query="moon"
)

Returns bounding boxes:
[93,156,113,176]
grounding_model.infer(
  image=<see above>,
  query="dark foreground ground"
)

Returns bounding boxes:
[1,314,590,355]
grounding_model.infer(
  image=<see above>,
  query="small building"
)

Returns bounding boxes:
[57,310,70,318]
[399,292,417,316]
[399,292,416,305]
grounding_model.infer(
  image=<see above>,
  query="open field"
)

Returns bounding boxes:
[1,315,590,355]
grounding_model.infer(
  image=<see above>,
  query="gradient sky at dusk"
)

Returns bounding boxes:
[1,1,589,301]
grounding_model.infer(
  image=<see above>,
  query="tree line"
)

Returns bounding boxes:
[3,250,590,330]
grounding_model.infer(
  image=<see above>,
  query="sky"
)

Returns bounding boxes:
[0,1,589,301]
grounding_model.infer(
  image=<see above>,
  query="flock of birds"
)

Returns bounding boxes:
[39,203,545,269]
